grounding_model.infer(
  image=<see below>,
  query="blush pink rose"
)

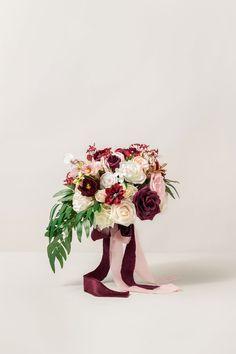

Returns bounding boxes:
[150,172,165,202]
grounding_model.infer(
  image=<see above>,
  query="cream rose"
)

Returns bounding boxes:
[111,200,135,227]
[100,172,118,188]
[95,205,114,230]
[72,190,94,213]
[125,184,138,198]
[133,156,149,171]
[117,161,146,184]
[95,189,106,203]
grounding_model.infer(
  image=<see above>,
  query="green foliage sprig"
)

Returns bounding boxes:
[45,185,101,272]
[164,179,180,199]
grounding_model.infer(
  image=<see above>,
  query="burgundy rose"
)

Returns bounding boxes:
[93,148,111,161]
[78,176,99,197]
[105,183,125,205]
[133,186,160,220]
[107,154,121,171]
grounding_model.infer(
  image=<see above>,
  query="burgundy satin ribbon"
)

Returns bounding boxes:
[83,225,159,297]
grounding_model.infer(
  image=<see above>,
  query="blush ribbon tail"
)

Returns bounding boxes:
[110,228,180,294]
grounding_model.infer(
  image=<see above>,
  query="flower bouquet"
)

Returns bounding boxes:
[45,144,179,297]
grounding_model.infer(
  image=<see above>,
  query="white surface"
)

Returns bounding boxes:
[1,252,236,354]
[1,0,236,252]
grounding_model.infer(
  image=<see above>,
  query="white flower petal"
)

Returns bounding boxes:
[64,153,74,164]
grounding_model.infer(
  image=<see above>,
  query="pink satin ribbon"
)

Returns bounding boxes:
[83,225,179,297]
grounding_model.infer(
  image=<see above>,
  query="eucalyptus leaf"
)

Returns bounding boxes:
[76,222,83,242]
[49,253,56,273]
[166,185,175,199]
[53,189,73,198]
[49,204,60,220]
[83,219,90,238]
[58,195,73,203]
[56,253,64,268]
[166,182,179,198]
[58,244,67,261]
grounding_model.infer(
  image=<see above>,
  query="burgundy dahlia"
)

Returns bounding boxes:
[115,148,132,158]
[105,183,125,205]
[107,154,121,171]
[133,186,160,220]
[93,148,111,161]
[78,176,99,197]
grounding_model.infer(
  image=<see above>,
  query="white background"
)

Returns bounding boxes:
[1,0,236,253]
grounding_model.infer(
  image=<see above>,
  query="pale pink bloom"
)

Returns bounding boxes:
[81,160,102,176]
[150,172,165,202]
[68,168,79,178]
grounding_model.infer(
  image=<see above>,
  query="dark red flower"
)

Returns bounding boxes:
[94,148,111,161]
[105,183,125,205]
[86,144,97,161]
[107,154,121,171]
[64,173,74,185]
[128,147,139,156]
[115,148,132,158]
[78,176,99,197]
[115,147,140,159]
[133,186,160,220]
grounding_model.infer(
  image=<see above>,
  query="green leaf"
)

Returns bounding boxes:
[165,179,179,184]
[58,195,73,203]
[166,185,175,199]
[49,204,60,220]
[76,222,83,242]
[57,204,67,226]
[48,218,58,238]
[76,211,84,224]
[62,237,71,254]
[65,206,73,219]
[94,202,101,212]
[166,182,180,198]
[89,212,94,227]
[56,253,64,268]
[58,244,67,261]
[83,219,90,238]
[53,189,73,198]
[49,254,56,273]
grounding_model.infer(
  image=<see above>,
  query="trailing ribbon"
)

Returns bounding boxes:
[83,225,179,297]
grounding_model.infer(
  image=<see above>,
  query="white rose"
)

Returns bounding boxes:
[95,189,106,203]
[125,184,138,198]
[72,190,94,213]
[100,172,118,188]
[95,205,114,230]
[117,161,146,184]
[111,200,135,227]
